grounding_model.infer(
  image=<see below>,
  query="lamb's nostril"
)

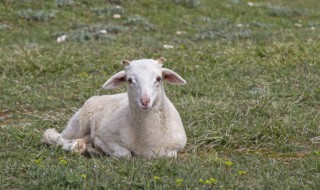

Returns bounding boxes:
[141,96,150,106]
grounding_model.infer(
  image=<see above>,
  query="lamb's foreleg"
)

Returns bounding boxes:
[93,137,132,158]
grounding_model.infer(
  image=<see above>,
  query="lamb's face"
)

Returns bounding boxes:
[102,58,186,111]
[125,59,163,110]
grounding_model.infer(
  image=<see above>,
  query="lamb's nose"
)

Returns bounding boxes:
[141,96,150,106]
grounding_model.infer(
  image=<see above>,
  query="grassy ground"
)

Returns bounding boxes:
[1,0,320,189]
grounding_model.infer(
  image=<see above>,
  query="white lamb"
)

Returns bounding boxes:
[42,58,187,158]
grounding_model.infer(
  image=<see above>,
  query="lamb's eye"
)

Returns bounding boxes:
[156,77,162,82]
[127,78,133,84]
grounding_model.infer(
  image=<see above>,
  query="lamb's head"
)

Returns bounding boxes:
[102,58,186,110]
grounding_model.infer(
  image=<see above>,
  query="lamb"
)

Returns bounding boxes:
[42,58,187,158]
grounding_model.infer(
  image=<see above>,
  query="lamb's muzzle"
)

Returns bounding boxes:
[140,95,151,109]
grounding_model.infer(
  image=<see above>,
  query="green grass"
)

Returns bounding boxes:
[1,0,320,189]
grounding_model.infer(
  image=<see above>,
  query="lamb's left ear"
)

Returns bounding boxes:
[162,68,186,85]
[156,57,165,66]
[121,60,131,67]
[102,70,126,90]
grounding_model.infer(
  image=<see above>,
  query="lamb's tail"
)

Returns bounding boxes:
[42,128,86,153]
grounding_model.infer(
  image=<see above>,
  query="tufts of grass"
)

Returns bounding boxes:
[1,0,320,189]
[173,0,201,8]
[18,9,56,22]
[91,5,125,17]
[55,0,75,7]
[267,5,304,17]
[123,15,157,31]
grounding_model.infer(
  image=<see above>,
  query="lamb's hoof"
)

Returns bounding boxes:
[113,149,132,158]
[85,145,105,157]
[71,139,86,154]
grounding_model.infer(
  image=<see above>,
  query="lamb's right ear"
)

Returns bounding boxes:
[162,68,186,85]
[102,71,126,90]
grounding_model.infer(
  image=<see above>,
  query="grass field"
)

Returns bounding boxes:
[1,0,320,189]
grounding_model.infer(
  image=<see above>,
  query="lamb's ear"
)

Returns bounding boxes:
[162,68,186,85]
[121,60,131,66]
[102,71,126,90]
[156,57,165,66]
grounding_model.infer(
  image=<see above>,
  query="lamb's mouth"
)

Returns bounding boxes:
[140,105,151,110]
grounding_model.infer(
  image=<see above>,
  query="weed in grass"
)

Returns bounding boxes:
[175,178,183,186]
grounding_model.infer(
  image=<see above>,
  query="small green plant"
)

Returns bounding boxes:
[153,176,161,181]
[237,170,247,175]
[225,160,233,167]
[80,173,87,179]
[175,178,183,186]
[58,157,68,165]
[199,178,218,186]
